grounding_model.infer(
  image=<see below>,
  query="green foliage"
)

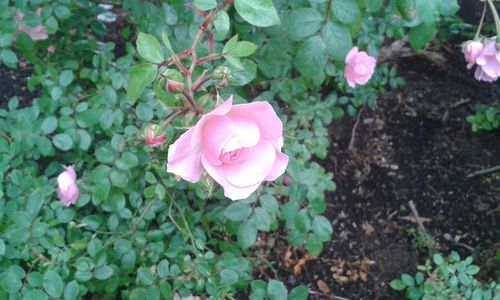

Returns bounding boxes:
[0,0,464,299]
[467,104,500,132]
[390,252,500,299]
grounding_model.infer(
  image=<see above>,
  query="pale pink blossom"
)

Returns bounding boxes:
[15,10,48,41]
[167,96,288,200]
[57,165,80,206]
[344,47,377,88]
[174,294,202,300]
[463,41,483,69]
[475,40,500,81]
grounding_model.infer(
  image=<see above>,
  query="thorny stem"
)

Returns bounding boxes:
[487,0,500,34]
[476,1,488,38]
[192,73,214,93]
[162,109,185,129]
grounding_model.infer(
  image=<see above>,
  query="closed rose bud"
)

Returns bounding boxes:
[282,175,291,186]
[144,124,167,146]
[463,40,483,68]
[166,79,185,93]
[47,45,56,54]
[57,165,80,206]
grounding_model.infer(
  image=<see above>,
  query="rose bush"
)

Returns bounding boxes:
[167,96,288,200]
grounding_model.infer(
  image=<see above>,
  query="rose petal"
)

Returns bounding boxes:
[222,117,260,152]
[227,102,282,140]
[202,115,235,166]
[223,140,276,187]
[345,47,359,64]
[167,127,203,183]
[265,151,289,181]
[190,96,233,148]
[202,154,261,200]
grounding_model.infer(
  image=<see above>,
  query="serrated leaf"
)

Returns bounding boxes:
[331,0,360,24]
[127,63,157,101]
[234,0,280,27]
[321,22,352,60]
[237,221,257,249]
[295,36,327,79]
[284,8,323,41]
[389,279,406,291]
[43,271,63,298]
[136,32,164,64]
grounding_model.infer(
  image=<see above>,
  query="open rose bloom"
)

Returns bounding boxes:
[57,165,80,206]
[463,39,500,82]
[167,96,288,200]
[344,46,377,88]
[15,10,48,41]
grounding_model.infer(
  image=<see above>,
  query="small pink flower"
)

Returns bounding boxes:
[463,41,483,69]
[144,124,167,146]
[475,40,500,81]
[344,47,377,88]
[57,165,80,206]
[167,96,288,200]
[174,294,201,300]
[47,45,56,54]
[14,10,48,41]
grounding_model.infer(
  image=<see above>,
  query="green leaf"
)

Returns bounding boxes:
[267,280,287,300]
[1,48,18,68]
[306,234,323,256]
[59,70,74,87]
[127,63,158,101]
[312,215,333,242]
[401,273,414,286]
[332,0,360,24]
[432,254,444,265]
[234,0,280,27]
[284,8,323,41]
[229,59,257,86]
[321,22,352,60]
[416,0,436,24]
[1,271,22,293]
[259,194,279,213]
[437,0,459,16]
[23,290,48,300]
[237,221,257,249]
[135,103,153,122]
[288,285,309,300]
[220,269,239,285]
[389,279,406,291]
[52,134,74,151]
[0,240,5,256]
[408,22,436,50]
[251,207,271,232]
[157,260,169,278]
[214,11,230,39]
[295,36,327,79]
[136,32,164,64]
[116,152,139,170]
[43,271,64,298]
[224,54,244,69]
[137,268,154,285]
[224,202,252,221]
[232,41,257,57]
[15,31,34,52]
[55,5,71,19]
[465,265,480,275]
[94,266,113,280]
[63,280,79,300]
[41,116,58,134]
[193,0,217,11]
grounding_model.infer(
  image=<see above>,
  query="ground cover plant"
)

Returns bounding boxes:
[0,0,499,299]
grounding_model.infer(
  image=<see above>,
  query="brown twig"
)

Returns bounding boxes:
[348,106,365,151]
[408,200,427,233]
[162,110,185,128]
[476,1,488,38]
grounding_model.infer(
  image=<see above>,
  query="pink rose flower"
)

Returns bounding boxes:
[475,40,500,81]
[15,10,49,41]
[57,165,80,206]
[463,41,483,69]
[344,47,377,88]
[47,45,56,54]
[167,96,288,200]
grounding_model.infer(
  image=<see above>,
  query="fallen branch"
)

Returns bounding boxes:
[467,165,500,179]
[408,200,428,233]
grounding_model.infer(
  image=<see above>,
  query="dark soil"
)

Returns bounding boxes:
[274,50,500,299]
[0,65,36,108]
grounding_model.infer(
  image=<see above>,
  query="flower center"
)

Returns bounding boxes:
[219,149,242,164]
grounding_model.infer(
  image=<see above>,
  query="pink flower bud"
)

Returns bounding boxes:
[166,79,185,93]
[463,41,483,68]
[57,165,80,206]
[47,45,56,54]
[144,124,167,146]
